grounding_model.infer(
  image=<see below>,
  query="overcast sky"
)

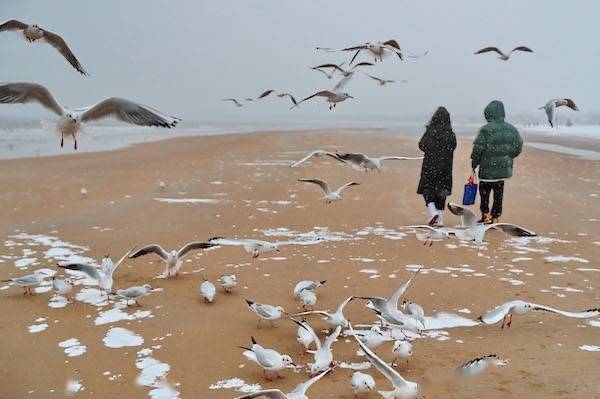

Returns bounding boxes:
[1,1,599,123]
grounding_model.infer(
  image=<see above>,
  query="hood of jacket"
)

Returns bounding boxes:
[484,100,505,122]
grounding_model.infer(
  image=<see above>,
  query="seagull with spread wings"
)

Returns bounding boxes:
[539,98,579,128]
[334,151,423,172]
[311,61,373,78]
[349,323,420,399]
[128,242,215,277]
[317,39,405,64]
[58,247,135,294]
[0,82,180,150]
[208,237,295,259]
[292,319,341,376]
[447,203,536,246]
[222,98,244,107]
[297,178,360,204]
[365,73,405,86]
[477,300,600,329]
[292,296,354,328]
[233,369,332,399]
[289,149,344,168]
[474,46,533,61]
[294,73,355,110]
[0,19,88,75]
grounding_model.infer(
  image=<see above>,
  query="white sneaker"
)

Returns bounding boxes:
[427,202,439,226]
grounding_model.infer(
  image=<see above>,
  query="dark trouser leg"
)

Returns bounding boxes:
[479,182,491,216]
[423,191,435,205]
[491,181,504,217]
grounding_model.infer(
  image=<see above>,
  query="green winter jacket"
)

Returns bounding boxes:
[471,100,523,180]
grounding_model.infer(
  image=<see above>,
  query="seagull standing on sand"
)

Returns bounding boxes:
[246,300,288,328]
[0,19,88,75]
[114,284,152,306]
[233,368,332,399]
[208,237,292,259]
[334,151,423,172]
[447,203,536,246]
[290,150,344,168]
[474,46,533,61]
[2,270,48,295]
[292,318,319,351]
[128,242,215,277]
[402,300,425,326]
[240,337,296,381]
[349,323,419,399]
[298,289,318,310]
[293,296,354,328]
[293,280,326,298]
[200,280,216,303]
[297,178,361,204]
[58,248,134,295]
[294,74,355,110]
[0,82,180,150]
[352,371,376,397]
[539,98,579,128]
[391,339,413,368]
[52,276,74,302]
[218,274,237,292]
[477,300,600,329]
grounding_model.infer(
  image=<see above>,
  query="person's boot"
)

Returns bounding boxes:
[427,202,439,226]
[478,213,492,224]
[491,215,500,224]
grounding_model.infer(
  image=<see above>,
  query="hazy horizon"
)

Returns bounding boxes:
[1,1,599,125]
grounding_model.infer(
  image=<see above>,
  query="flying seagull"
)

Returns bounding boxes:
[310,62,346,79]
[58,247,135,294]
[349,322,419,399]
[365,73,404,86]
[456,354,508,377]
[539,98,579,128]
[335,151,423,172]
[233,368,332,399]
[222,98,243,107]
[311,61,373,78]
[294,74,355,110]
[0,82,180,149]
[447,203,536,246]
[208,237,294,258]
[289,149,344,168]
[0,19,88,75]
[257,89,276,100]
[405,225,450,246]
[317,39,405,64]
[128,242,215,277]
[477,300,600,329]
[276,93,298,107]
[474,46,533,61]
[297,178,360,204]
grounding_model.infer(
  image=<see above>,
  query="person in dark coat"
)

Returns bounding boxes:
[471,100,523,223]
[417,106,456,226]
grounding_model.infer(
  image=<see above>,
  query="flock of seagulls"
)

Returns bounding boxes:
[0,17,593,399]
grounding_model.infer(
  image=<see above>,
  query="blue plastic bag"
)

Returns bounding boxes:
[462,175,477,205]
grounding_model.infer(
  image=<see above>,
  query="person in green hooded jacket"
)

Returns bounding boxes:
[471,100,523,224]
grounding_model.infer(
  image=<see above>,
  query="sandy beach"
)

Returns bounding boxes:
[0,129,599,399]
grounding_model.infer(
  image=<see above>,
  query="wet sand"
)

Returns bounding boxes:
[0,129,599,398]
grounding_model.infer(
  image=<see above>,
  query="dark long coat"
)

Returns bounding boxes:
[417,124,457,195]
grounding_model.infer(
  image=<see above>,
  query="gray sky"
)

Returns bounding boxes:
[1,0,599,123]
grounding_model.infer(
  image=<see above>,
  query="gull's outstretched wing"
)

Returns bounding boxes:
[532,304,600,319]
[333,73,354,91]
[41,29,88,75]
[0,82,63,116]
[58,263,102,281]
[128,244,169,261]
[257,89,275,100]
[335,181,360,194]
[177,241,215,258]
[290,149,341,168]
[474,47,504,56]
[289,368,332,396]
[388,268,421,310]
[298,178,331,195]
[0,19,28,32]
[234,390,286,399]
[295,91,335,107]
[80,98,179,127]
[456,354,507,377]
[222,98,242,107]
[477,301,519,324]
[511,46,533,54]
[448,203,478,227]
[487,223,536,237]
[290,318,321,350]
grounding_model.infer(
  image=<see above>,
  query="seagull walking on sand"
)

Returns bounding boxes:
[391,339,413,368]
[246,300,288,328]
[218,274,237,292]
[474,46,533,61]
[233,368,332,399]
[456,354,508,377]
[293,319,341,376]
[51,276,74,302]
[334,151,423,172]
[0,19,88,75]
[200,280,216,303]
[290,150,344,168]
[298,289,318,310]
[294,74,355,110]
[208,237,293,259]
[349,323,419,399]
[58,248,135,294]
[114,284,153,306]
[294,280,326,298]
[2,270,48,295]
[298,178,361,204]
[128,241,215,277]
[352,371,376,397]
[0,82,180,150]
[539,98,579,128]
[447,203,536,246]
[240,337,296,381]
[293,296,354,328]
[477,300,600,329]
